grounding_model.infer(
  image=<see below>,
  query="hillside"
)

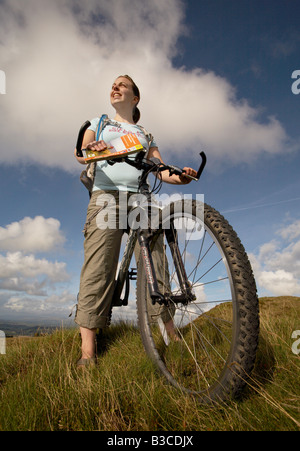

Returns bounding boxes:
[0,296,299,431]
[0,323,58,337]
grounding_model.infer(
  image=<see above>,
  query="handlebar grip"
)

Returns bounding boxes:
[196,152,207,180]
[76,120,91,157]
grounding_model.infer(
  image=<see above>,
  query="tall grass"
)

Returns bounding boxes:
[0,297,299,431]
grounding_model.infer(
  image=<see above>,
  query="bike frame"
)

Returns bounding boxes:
[110,184,196,309]
[75,120,207,310]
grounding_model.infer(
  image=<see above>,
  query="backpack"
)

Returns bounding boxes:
[79,114,154,196]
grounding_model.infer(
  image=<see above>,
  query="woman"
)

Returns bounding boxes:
[74,75,197,366]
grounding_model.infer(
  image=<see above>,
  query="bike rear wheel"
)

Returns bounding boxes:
[136,200,259,403]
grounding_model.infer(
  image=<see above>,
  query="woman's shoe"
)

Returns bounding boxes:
[76,357,97,368]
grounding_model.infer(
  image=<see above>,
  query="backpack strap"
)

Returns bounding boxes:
[135,124,154,157]
[96,114,109,141]
[80,114,109,195]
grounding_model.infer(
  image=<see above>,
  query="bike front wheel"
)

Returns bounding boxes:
[136,200,259,403]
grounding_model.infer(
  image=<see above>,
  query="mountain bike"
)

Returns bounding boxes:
[76,122,259,404]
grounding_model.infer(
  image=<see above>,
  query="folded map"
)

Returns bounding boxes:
[83,133,144,162]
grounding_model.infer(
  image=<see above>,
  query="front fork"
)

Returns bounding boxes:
[137,231,165,305]
[138,225,195,306]
[164,223,195,302]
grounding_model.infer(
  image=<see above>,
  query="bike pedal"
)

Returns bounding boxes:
[129,268,137,280]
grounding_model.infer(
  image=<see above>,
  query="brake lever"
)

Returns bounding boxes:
[168,164,184,177]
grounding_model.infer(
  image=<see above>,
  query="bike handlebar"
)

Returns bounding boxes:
[160,151,207,181]
[140,153,206,181]
[76,120,91,157]
[75,120,207,181]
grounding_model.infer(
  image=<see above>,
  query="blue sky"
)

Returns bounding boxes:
[0,0,299,325]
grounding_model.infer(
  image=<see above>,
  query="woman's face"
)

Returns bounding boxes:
[110,77,139,109]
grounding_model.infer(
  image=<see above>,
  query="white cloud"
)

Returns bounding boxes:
[0,250,73,320]
[249,218,300,296]
[4,291,75,316]
[0,214,72,321]
[0,0,293,172]
[0,276,47,296]
[0,252,69,282]
[277,219,300,241]
[0,216,65,253]
[257,269,300,296]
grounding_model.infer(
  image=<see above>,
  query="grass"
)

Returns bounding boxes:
[0,296,299,431]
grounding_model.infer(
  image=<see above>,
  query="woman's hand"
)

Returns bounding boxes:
[179,167,198,184]
[74,130,108,165]
[148,147,198,185]
[86,140,108,152]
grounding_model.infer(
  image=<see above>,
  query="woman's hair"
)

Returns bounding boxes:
[119,74,140,124]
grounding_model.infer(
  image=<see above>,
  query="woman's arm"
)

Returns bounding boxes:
[147,147,197,185]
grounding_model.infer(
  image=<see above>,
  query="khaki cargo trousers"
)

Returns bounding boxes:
[75,190,174,330]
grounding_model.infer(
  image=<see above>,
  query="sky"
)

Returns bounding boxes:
[0,0,299,326]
